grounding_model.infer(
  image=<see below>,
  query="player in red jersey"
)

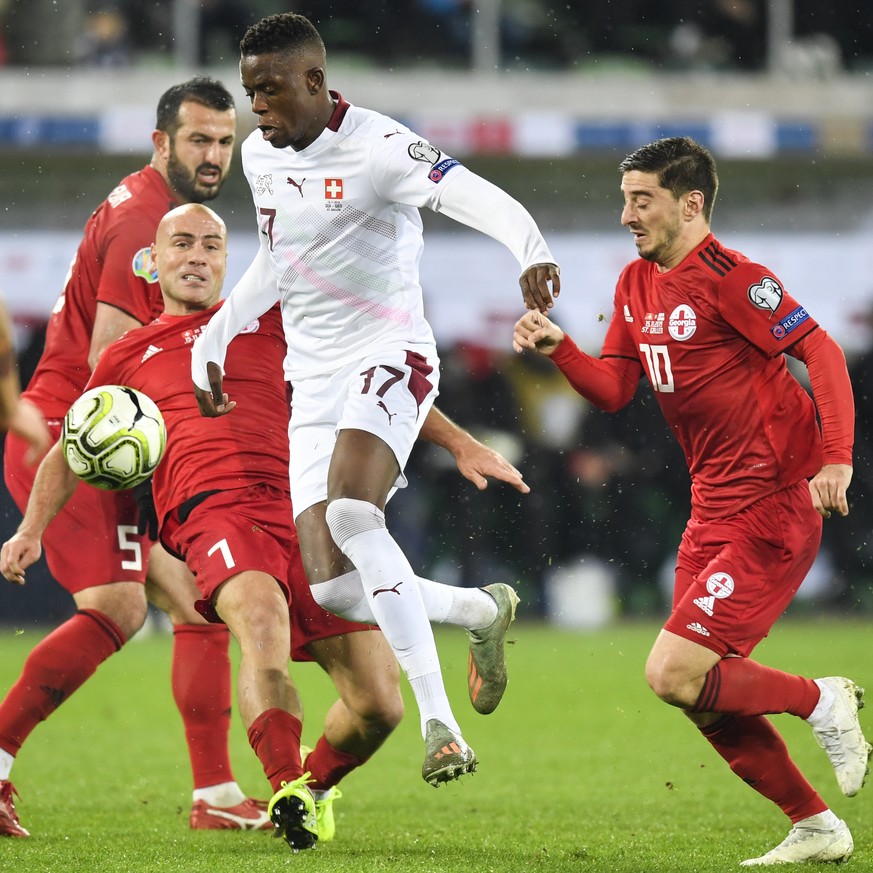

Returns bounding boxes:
[3,204,531,848]
[513,137,870,866]
[0,78,270,836]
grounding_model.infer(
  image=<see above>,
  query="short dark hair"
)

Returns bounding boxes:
[156,76,235,137]
[619,137,719,222]
[239,12,325,58]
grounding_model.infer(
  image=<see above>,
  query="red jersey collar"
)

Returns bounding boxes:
[327,91,350,131]
[157,300,223,323]
[653,231,716,276]
[691,232,716,257]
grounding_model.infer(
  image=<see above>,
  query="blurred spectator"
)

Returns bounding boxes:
[74,7,131,68]
[405,0,586,68]
[197,0,257,65]
[502,345,587,611]
[558,389,689,614]
[3,0,873,72]
[0,0,8,66]
[665,0,766,71]
[506,345,689,614]
[414,0,471,61]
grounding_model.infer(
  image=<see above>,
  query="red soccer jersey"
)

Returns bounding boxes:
[600,233,822,519]
[87,303,289,527]
[25,166,178,418]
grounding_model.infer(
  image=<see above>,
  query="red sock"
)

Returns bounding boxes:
[305,735,368,791]
[171,624,233,790]
[693,658,820,718]
[701,715,826,823]
[247,708,304,793]
[0,609,124,756]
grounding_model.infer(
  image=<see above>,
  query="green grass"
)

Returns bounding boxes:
[0,619,871,872]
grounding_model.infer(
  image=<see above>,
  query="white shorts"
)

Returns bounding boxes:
[288,344,440,519]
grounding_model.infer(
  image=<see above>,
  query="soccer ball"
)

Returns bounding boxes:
[62,385,167,490]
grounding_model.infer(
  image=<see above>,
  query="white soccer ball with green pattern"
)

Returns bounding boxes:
[62,385,166,490]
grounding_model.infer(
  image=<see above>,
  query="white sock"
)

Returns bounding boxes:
[0,748,13,781]
[311,570,373,622]
[312,568,498,630]
[410,671,461,737]
[338,525,457,730]
[192,780,247,807]
[417,577,498,629]
[797,809,841,830]
[806,679,835,726]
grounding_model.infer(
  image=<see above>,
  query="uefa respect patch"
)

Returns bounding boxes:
[771,305,810,340]
[132,247,159,283]
[428,158,460,183]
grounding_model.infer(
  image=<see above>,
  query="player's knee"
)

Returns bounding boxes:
[217,572,286,632]
[353,685,404,736]
[104,598,149,641]
[75,581,149,640]
[324,497,385,551]
[644,656,687,706]
[373,699,403,737]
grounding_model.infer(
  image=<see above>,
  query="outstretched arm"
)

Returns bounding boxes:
[434,172,560,313]
[514,310,641,413]
[0,441,78,584]
[420,406,529,493]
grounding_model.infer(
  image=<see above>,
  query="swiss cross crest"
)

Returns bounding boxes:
[324,178,343,199]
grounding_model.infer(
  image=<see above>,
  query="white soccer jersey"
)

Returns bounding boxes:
[192,92,555,386]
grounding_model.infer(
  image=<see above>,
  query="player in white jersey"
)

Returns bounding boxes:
[192,12,560,785]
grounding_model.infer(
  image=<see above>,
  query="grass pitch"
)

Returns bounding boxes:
[0,617,870,872]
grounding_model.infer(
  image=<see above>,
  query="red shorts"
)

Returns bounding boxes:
[4,424,151,592]
[160,484,374,662]
[664,480,822,658]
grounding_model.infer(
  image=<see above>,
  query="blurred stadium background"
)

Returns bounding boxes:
[0,0,872,627]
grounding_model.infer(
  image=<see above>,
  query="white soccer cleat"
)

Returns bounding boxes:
[740,816,853,866]
[810,676,872,797]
